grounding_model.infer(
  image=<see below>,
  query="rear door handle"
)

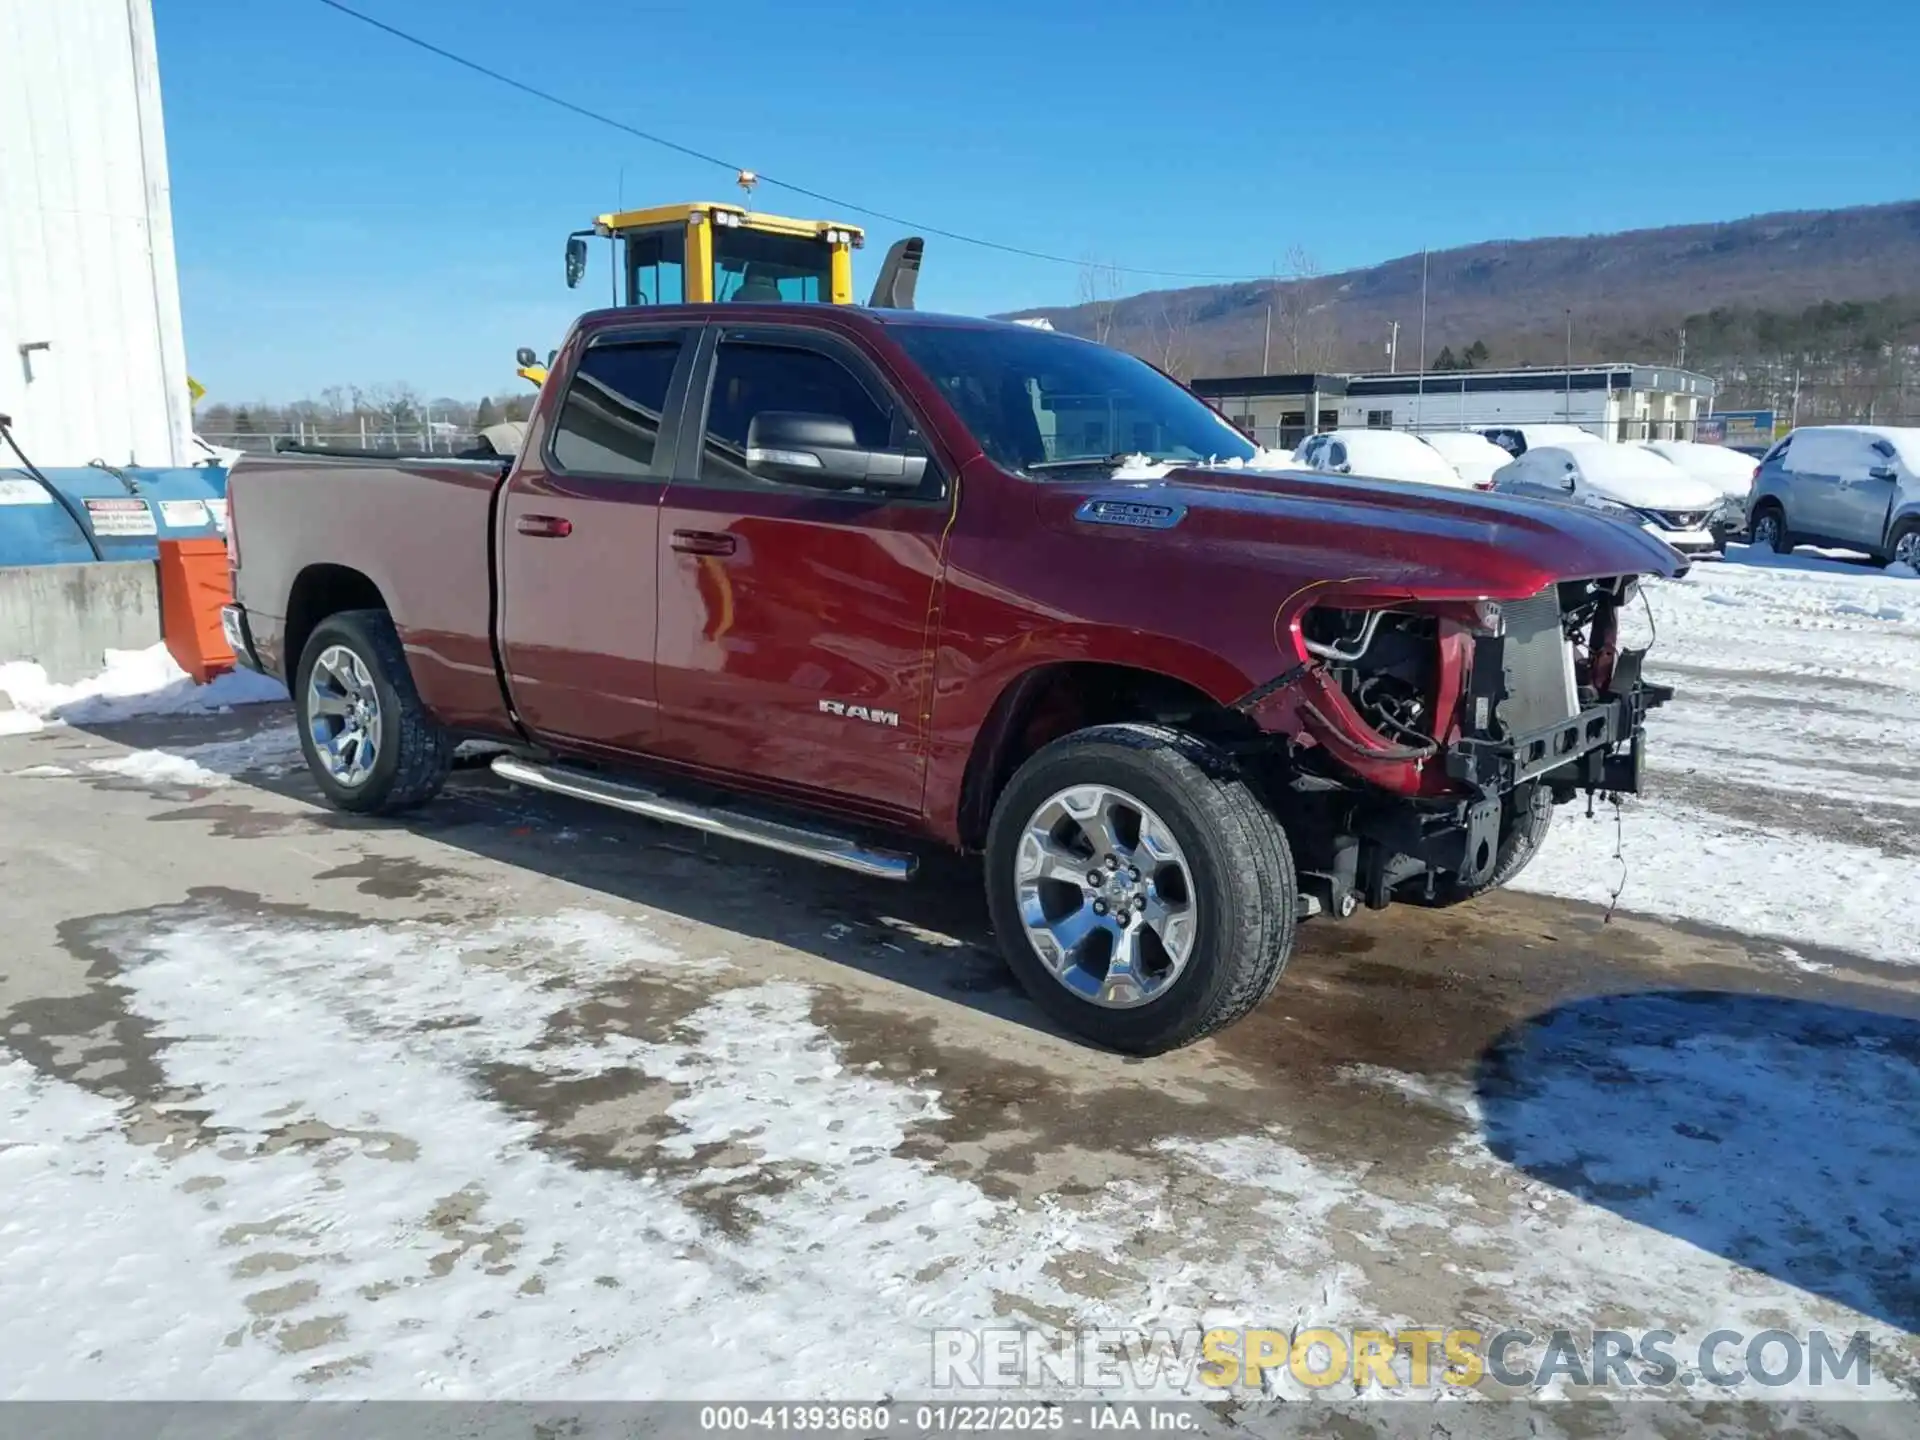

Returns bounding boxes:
[671,529,737,556]
[516,514,573,538]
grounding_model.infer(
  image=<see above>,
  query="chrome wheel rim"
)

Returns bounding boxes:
[1896,531,1920,567]
[1753,514,1780,547]
[306,644,382,788]
[1014,784,1198,1009]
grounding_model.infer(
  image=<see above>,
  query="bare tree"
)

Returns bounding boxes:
[1144,298,1195,382]
[1270,245,1336,371]
[1078,259,1124,346]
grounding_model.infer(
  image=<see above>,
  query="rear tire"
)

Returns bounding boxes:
[1416,784,1554,907]
[1749,503,1793,556]
[294,608,451,815]
[984,723,1296,1054]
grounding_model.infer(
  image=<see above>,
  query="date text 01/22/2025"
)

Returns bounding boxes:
[697,1404,1201,1433]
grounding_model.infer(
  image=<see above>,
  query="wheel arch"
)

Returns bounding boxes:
[952,660,1256,851]
[285,564,390,679]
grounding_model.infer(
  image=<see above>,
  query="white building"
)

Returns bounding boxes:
[1194,364,1719,453]
[0,0,192,467]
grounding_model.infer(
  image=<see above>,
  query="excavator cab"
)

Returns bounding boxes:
[516,176,921,388]
[576,200,864,308]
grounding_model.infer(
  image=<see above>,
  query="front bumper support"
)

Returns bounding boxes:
[1443,645,1670,796]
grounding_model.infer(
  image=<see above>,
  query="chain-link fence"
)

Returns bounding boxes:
[201,429,482,457]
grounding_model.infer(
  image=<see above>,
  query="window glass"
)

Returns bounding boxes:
[888,323,1253,474]
[1328,441,1348,469]
[699,342,893,487]
[712,229,832,304]
[626,230,685,306]
[551,340,683,477]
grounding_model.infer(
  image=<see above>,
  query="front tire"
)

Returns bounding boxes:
[294,608,451,814]
[984,724,1296,1054]
[1749,503,1793,556]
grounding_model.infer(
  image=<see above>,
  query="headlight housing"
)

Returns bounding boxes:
[1579,495,1643,523]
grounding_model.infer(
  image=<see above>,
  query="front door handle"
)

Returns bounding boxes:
[516,513,573,538]
[671,529,737,556]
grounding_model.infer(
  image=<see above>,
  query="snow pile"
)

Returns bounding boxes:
[0,644,286,735]
[87,751,230,790]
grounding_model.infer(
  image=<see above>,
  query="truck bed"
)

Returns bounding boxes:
[227,453,516,735]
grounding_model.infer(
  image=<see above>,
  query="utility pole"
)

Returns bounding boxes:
[1416,250,1428,427]
[1677,324,1687,368]
[1564,309,1573,425]
[1387,320,1400,374]
[1263,302,1272,374]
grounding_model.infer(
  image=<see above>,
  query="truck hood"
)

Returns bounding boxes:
[1067,464,1690,598]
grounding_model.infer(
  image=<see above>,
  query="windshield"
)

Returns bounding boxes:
[888,324,1257,475]
[713,228,832,303]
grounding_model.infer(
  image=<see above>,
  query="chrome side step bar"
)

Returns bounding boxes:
[490,756,918,882]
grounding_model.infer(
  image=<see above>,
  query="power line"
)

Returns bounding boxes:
[313,0,1257,282]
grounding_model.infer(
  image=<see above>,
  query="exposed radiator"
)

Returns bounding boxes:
[1496,588,1578,738]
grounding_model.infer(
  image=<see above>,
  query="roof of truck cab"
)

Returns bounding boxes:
[572,304,1077,335]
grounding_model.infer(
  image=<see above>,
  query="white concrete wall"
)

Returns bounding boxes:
[0,0,190,467]
[0,561,160,683]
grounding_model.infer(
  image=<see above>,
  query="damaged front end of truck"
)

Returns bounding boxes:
[1237,574,1672,918]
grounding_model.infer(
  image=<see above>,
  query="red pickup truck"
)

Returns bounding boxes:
[223,304,1681,1052]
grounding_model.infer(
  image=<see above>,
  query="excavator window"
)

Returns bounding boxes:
[713,228,831,303]
[625,229,685,306]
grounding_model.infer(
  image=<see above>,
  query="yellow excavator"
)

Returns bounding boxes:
[516,172,923,388]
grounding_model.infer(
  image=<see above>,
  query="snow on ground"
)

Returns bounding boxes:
[2,901,1910,1401]
[0,643,286,735]
[1513,545,1920,967]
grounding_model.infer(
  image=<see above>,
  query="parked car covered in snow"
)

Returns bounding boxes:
[1479,423,1604,458]
[1292,429,1469,488]
[1417,430,1515,490]
[1490,443,1722,557]
[1643,439,1761,549]
[1746,425,1920,568]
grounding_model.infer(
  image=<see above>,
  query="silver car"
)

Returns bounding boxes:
[1747,426,1920,566]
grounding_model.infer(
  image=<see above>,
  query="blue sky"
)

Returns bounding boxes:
[156,0,1919,404]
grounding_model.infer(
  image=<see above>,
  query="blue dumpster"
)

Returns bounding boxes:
[0,465,229,567]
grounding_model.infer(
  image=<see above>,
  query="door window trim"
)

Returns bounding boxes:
[675,324,948,505]
[542,324,700,484]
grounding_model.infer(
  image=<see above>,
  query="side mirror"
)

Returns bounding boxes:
[565,235,588,289]
[1869,464,1897,482]
[515,346,537,368]
[745,412,927,492]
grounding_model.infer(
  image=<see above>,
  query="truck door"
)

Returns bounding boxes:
[496,326,698,751]
[652,325,949,819]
